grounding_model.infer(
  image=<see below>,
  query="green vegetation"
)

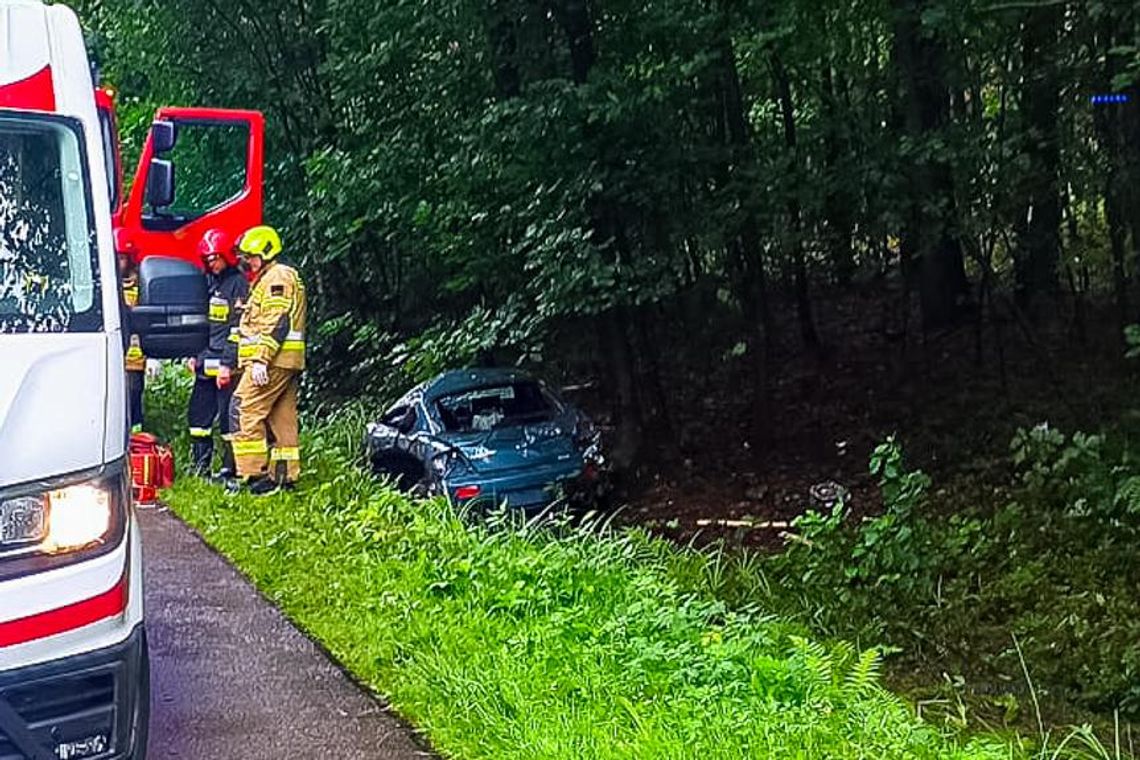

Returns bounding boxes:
[81,0,1140,461]
[100,0,1140,751]
[148,378,1124,759]
[770,430,1140,730]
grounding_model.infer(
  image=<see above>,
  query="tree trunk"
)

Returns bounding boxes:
[600,310,642,469]
[891,0,970,330]
[1108,180,1130,327]
[549,0,645,463]
[718,34,773,444]
[549,0,595,85]
[633,308,679,461]
[1121,7,1140,303]
[821,61,856,287]
[1014,2,1063,314]
[1093,7,1137,328]
[770,51,821,351]
[485,0,522,99]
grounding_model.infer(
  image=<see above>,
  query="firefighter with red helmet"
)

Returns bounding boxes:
[187,228,250,479]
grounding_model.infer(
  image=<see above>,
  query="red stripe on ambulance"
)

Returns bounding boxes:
[0,571,128,648]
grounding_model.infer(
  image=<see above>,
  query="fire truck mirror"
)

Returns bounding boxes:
[151,119,177,153]
[145,158,174,210]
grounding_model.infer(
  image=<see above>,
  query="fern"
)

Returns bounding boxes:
[830,640,856,674]
[790,635,836,704]
[843,648,883,700]
[1114,475,1140,515]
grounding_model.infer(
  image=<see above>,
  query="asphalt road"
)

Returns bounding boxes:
[140,505,431,759]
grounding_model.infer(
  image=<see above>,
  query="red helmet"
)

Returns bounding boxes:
[113,228,136,261]
[197,228,237,267]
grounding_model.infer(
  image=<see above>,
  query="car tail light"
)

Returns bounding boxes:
[455,485,481,501]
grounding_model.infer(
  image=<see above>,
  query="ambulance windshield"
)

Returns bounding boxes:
[0,114,100,334]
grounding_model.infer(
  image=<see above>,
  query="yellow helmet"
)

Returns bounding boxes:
[237,225,283,260]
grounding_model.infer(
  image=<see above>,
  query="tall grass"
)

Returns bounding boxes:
[147,378,1114,759]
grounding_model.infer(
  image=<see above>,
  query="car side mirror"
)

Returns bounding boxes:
[130,256,208,358]
[151,119,177,154]
[145,158,174,210]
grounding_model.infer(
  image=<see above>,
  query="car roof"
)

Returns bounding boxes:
[421,368,536,402]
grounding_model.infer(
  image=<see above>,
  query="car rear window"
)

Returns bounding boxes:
[436,381,557,433]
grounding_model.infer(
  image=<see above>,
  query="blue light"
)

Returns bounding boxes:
[1092,93,1131,105]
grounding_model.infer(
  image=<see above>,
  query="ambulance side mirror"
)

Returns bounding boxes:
[131,256,209,359]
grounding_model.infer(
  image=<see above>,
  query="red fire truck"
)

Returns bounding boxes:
[95,87,266,266]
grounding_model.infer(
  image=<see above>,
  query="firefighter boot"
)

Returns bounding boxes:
[247,476,296,496]
[213,441,237,483]
[190,439,214,477]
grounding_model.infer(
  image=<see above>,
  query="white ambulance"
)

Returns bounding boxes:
[0,2,165,757]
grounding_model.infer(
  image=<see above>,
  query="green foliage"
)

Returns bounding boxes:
[767,423,1140,732]
[79,0,1140,410]
[1010,424,1140,523]
[782,437,942,611]
[1124,325,1140,360]
[141,362,193,451]
[150,389,1032,760]
[856,438,934,584]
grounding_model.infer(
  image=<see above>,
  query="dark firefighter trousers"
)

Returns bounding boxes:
[127,370,144,433]
[188,374,237,474]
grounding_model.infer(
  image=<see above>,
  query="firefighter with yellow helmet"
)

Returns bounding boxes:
[229,225,307,494]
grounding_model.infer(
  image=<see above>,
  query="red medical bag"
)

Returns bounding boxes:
[129,432,175,505]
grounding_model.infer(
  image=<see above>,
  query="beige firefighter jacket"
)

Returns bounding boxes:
[237,261,307,371]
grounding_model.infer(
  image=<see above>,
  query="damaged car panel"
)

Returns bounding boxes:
[365,369,607,512]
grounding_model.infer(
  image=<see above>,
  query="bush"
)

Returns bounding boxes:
[771,423,1140,732]
[152,393,1024,759]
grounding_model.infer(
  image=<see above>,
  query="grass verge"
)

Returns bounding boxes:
[146,379,1101,759]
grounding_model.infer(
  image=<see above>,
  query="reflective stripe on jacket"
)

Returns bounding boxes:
[237,261,306,371]
[198,267,250,375]
[122,276,146,373]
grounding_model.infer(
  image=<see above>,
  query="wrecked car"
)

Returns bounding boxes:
[364,368,607,512]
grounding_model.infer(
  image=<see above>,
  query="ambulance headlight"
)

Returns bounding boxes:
[43,483,115,554]
[0,467,128,567]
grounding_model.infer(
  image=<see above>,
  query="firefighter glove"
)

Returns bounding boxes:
[251,362,269,387]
